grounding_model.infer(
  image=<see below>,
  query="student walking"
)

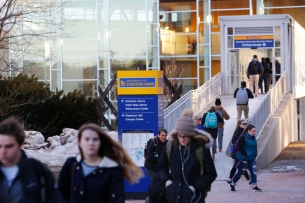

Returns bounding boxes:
[144,128,168,203]
[58,123,143,203]
[230,124,262,192]
[234,81,254,120]
[247,55,262,97]
[0,117,59,203]
[227,120,250,185]
[214,98,230,152]
[201,106,223,160]
[158,108,217,203]
[193,113,204,130]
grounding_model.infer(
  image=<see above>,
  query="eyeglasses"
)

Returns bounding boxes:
[242,123,247,126]
[178,135,190,139]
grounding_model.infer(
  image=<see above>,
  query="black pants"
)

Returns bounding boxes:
[229,160,250,180]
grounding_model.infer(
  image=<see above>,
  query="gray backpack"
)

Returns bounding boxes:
[236,88,248,104]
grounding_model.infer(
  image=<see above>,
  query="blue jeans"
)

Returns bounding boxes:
[232,159,257,186]
[259,75,268,93]
[217,127,224,149]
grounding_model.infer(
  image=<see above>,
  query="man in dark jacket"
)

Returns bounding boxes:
[145,128,168,180]
[234,81,254,120]
[0,117,59,203]
[144,129,168,203]
[247,55,262,97]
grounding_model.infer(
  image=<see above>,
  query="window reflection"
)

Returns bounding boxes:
[161,58,197,78]
[62,60,97,80]
[110,36,146,57]
[63,38,97,58]
[63,81,97,98]
[110,59,146,78]
[23,60,50,80]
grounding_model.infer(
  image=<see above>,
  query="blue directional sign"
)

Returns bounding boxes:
[235,39,274,48]
[234,36,274,49]
[118,95,162,141]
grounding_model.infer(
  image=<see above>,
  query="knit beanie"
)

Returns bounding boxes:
[175,108,196,136]
[215,98,221,105]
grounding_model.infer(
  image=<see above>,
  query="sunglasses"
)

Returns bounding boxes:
[242,123,247,126]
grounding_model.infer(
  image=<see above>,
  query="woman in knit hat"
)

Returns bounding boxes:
[158,108,217,203]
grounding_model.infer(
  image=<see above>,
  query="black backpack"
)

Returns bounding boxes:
[250,61,259,74]
[144,137,158,159]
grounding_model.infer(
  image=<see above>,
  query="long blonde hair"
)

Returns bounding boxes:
[235,119,247,134]
[78,123,143,184]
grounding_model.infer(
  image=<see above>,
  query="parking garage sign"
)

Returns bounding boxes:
[234,35,274,48]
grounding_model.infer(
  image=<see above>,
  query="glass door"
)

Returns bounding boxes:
[229,49,238,94]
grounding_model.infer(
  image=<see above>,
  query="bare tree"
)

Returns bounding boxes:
[162,59,185,104]
[0,0,70,78]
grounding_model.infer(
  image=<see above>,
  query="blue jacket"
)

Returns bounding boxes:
[195,124,204,131]
[247,60,263,75]
[236,132,257,161]
[58,155,125,203]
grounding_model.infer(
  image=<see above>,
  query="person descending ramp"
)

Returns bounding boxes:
[205,112,218,128]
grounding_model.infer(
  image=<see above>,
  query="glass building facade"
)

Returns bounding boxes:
[10,0,305,98]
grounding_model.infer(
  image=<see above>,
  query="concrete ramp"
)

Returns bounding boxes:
[205,94,267,180]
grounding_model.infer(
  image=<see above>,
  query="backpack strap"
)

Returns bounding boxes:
[153,137,158,146]
[31,158,46,202]
[166,140,173,166]
[195,147,204,176]
[196,146,211,192]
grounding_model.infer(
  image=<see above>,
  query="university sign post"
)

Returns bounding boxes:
[117,70,164,195]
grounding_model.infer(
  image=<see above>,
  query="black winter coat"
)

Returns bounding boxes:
[58,155,125,203]
[0,150,59,203]
[231,127,245,144]
[158,140,217,203]
[144,137,167,172]
[201,112,223,139]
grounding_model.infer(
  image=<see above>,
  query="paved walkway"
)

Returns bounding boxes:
[126,94,305,203]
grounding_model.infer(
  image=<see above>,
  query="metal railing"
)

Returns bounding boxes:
[163,72,222,132]
[247,71,287,138]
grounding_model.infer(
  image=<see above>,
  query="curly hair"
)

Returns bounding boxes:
[78,123,143,184]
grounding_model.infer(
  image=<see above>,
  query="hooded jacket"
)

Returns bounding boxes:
[158,129,217,203]
[58,155,125,203]
[231,127,245,144]
[0,150,59,203]
[144,137,167,172]
[214,105,230,128]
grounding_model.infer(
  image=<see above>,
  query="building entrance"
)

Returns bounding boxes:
[228,48,274,94]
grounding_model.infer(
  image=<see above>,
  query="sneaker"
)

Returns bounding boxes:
[252,186,262,192]
[249,180,252,186]
[230,184,236,192]
[226,180,232,185]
